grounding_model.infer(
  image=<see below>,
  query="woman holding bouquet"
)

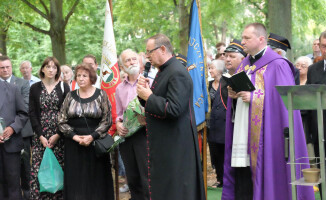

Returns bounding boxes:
[58,63,114,200]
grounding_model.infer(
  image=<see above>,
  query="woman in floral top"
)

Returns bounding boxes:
[29,57,69,199]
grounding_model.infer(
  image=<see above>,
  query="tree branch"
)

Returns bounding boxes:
[247,0,263,11]
[21,0,49,21]
[39,0,50,17]
[173,0,177,7]
[64,0,80,27]
[12,17,50,35]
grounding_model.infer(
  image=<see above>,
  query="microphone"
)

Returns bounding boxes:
[143,62,151,78]
[284,127,289,161]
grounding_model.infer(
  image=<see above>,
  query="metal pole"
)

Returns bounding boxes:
[203,127,207,198]
[114,148,119,200]
[288,92,297,200]
[316,92,326,200]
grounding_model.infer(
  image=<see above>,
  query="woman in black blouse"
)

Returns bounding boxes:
[208,59,226,188]
[29,57,69,199]
[58,63,114,200]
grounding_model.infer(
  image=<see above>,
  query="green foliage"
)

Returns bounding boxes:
[113,0,180,54]
[1,0,326,78]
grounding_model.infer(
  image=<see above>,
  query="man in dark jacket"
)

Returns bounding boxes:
[0,79,28,200]
[137,33,205,200]
[0,56,32,200]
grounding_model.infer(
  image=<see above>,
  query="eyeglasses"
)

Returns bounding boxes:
[295,64,308,69]
[146,46,161,55]
[124,57,138,63]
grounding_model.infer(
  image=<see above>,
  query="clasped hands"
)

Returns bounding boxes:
[72,135,94,146]
[227,86,251,103]
[0,126,14,143]
[136,75,152,101]
[39,134,60,148]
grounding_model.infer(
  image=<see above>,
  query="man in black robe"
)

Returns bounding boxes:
[137,33,205,200]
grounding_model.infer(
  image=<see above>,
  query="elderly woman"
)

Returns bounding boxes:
[60,65,74,89]
[58,64,114,200]
[295,56,313,85]
[294,56,314,160]
[29,57,69,199]
[208,59,227,188]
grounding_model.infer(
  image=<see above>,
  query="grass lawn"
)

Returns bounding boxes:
[207,187,321,200]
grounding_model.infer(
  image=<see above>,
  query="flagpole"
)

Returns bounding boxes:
[106,1,120,199]
[196,0,208,197]
[109,0,113,22]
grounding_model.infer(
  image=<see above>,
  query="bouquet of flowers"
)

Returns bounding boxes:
[108,97,145,152]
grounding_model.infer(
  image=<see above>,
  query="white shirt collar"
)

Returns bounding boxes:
[0,75,12,83]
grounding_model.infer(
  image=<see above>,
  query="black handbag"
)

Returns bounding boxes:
[93,134,114,157]
[77,89,114,157]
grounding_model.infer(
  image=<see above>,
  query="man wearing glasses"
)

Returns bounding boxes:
[0,56,28,200]
[307,31,326,196]
[137,33,205,200]
[0,55,32,200]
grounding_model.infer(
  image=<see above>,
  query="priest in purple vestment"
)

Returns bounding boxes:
[222,23,315,200]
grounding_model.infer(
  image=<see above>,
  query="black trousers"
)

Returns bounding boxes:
[0,145,22,200]
[234,167,253,200]
[120,128,149,200]
[208,142,225,184]
[21,137,31,200]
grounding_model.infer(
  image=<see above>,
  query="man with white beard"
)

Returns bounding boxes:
[115,49,150,200]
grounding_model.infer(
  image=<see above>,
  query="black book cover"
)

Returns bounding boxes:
[222,71,256,93]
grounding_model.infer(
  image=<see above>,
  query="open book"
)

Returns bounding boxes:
[222,71,255,93]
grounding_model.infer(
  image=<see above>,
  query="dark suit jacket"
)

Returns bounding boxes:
[10,75,34,138]
[0,81,28,152]
[306,60,326,143]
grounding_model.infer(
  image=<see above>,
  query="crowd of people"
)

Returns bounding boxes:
[0,22,325,200]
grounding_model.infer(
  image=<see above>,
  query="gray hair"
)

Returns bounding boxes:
[119,49,137,68]
[210,60,225,72]
[147,33,174,54]
[20,60,32,68]
[294,56,313,66]
[274,48,287,58]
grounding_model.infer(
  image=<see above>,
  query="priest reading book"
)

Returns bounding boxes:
[222,71,255,93]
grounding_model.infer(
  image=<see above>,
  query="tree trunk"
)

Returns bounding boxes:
[0,28,7,55]
[220,20,227,44]
[178,0,189,56]
[213,24,219,42]
[268,0,292,61]
[49,0,66,64]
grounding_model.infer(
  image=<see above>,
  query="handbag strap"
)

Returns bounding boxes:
[77,89,91,133]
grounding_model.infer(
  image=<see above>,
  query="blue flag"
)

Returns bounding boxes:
[187,0,209,126]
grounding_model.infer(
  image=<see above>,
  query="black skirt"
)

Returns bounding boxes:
[64,118,114,200]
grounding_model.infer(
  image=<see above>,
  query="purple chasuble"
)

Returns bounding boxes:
[222,47,315,200]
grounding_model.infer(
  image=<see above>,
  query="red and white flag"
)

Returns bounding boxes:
[100,1,120,135]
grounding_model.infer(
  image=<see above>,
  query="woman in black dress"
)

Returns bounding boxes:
[58,63,114,200]
[29,57,69,199]
[208,59,227,188]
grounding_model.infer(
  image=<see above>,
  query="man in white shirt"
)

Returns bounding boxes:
[19,60,40,86]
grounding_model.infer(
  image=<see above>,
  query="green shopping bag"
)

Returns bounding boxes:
[38,147,63,193]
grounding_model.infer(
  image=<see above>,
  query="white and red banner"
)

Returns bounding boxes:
[100,0,120,135]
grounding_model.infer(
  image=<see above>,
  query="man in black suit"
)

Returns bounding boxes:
[0,80,28,200]
[0,55,32,199]
[307,31,326,163]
